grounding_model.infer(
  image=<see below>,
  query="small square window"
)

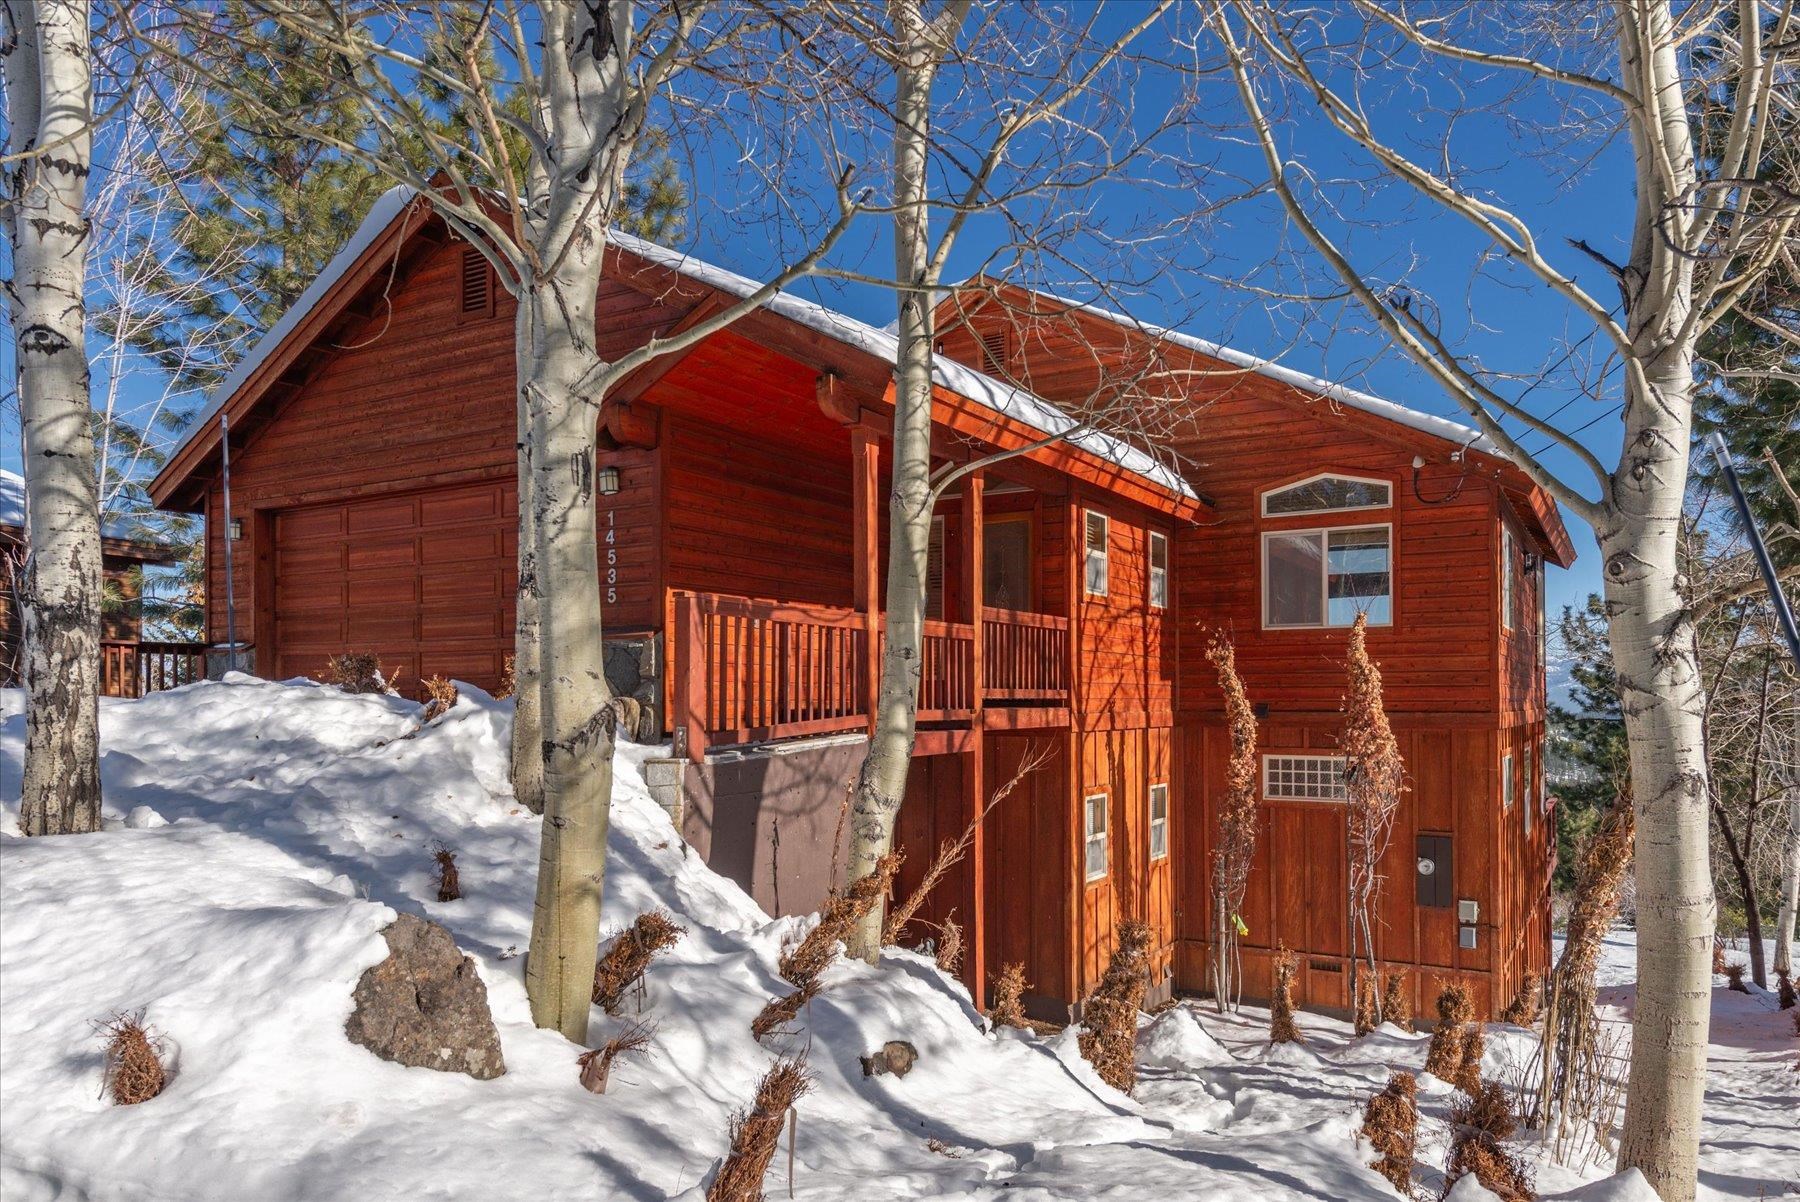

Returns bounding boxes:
[1084,793,1109,881]
[1084,511,1109,597]
[1149,783,1169,861]
[1148,531,1168,609]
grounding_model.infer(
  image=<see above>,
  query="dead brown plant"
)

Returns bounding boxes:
[432,843,461,903]
[1424,983,1473,1079]
[577,1020,655,1094]
[1383,969,1414,1032]
[1078,920,1151,1093]
[96,1012,166,1106]
[1443,1082,1533,1201]
[1501,971,1543,1026]
[1361,1070,1417,1193]
[708,1056,811,1202]
[325,652,386,694]
[1269,942,1303,1044]
[990,962,1030,1030]
[1206,634,1260,1012]
[421,674,458,721]
[592,911,686,1014]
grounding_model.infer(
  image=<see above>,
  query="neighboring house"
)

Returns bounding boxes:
[0,469,191,695]
[148,188,1571,1020]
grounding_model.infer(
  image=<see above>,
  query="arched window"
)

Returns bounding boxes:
[1261,473,1391,517]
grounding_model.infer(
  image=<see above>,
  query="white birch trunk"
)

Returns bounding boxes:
[519,268,615,1043]
[845,3,944,961]
[4,0,104,837]
[510,329,544,815]
[1612,7,1713,1195]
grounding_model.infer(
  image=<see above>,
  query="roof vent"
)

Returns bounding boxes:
[979,329,1007,374]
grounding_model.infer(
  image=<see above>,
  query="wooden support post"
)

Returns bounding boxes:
[962,470,984,708]
[675,591,707,763]
[965,735,987,1005]
[851,428,881,734]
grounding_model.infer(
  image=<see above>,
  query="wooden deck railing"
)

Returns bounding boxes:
[672,590,1065,761]
[673,591,871,760]
[101,640,207,699]
[982,606,1070,700]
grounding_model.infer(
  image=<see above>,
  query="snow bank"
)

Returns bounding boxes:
[2,679,1791,1200]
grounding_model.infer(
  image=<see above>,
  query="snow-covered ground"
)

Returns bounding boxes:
[1,678,1794,1201]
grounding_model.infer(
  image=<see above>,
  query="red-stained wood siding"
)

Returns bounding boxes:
[597,443,661,631]
[1073,494,1176,730]
[1498,506,1549,725]
[1074,725,1177,996]
[1173,714,1516,1018]
[984,733,1075,1013]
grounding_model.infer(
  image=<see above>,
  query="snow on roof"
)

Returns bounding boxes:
[1,469,168,543]
[169,186,1193,501]
[971,283,1504,460]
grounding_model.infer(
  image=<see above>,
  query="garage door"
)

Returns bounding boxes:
[272,481,517,695]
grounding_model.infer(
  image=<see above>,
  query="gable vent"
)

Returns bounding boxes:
[459,248,493,321]
[979,329,1007,374]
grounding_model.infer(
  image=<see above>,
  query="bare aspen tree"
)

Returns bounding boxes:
[801,0,1182,962]
[3,0,104,836]
[133,1,859,1041]
[1198,3,1797,1195]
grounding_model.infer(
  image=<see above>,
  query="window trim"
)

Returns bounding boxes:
[1502,752,1516,810]
[1084,509,1110,597]
[1149,782,1169,861]
[1262,753,1349,803]
[1147,530,1169,610]
[1260,522,1394,630]
[1260,471,1393,518]
[1083,791,1110,882]
[1501,525,1517,632]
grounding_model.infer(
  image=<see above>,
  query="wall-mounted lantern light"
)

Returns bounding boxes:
[597,465,622,496]
[227,518,244,541]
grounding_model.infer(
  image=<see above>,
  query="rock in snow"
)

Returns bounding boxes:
[344,914,505,1080]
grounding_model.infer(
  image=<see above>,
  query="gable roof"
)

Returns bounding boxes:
[148,187,1198,513]
[936,281,1577,567]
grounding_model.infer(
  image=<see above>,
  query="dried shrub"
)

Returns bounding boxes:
[592,911,686,1014]
[325,652,386,694]
[1724,963,1748,993]
[1424,983,1473,1079]
[1500,971,1542,1027]
[1456,1020,1487,1094]
[934,914,963,976]
[431,843,461,903]
[577,1020,654,1095]
[1361,1070,1417,1194]
[1342,614,1406,1004]
[421,675,458,722]
[1354,972,1381,1037]
[708,1057,811,1202]
[753,856,899,1041]
[495,654,516,700]
[96,1012,166,1106]
[1778,969,1796,1010]
[1443,1082,1533,1201]
[749,984,813,1043]
[990,962,1030,1030]
[1383,970,1414,1033]
[1078,921,1151,1093]
[1269,942,1303,1045]
[1712,940,1727,976]
[1207,634,1261,1012]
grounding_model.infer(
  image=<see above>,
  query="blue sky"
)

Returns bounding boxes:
[4,9,1658,629]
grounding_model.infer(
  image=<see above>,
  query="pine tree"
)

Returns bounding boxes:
[1547,596,1628,892]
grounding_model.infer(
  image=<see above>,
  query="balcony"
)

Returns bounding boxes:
[669,590,1068,760]
[101,640,207,699]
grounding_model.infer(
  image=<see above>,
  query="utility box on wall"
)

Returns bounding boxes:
[1416,834,1453,908]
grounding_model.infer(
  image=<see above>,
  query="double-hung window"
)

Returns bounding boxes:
[1084,511,1110,597]
[1084,793,1109,881]
[1502,526,1517,631]
[1263,526,1391,628]
[1148,531,1169,610]
[1149,783,1169,860]
[1522,745,1534,835]
[1502,752,1516,810]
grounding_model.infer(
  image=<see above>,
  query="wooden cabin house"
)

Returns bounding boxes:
[1,470,196,697]
[149,189,1571,1022]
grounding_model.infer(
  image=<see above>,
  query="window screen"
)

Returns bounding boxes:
[1149,783,1169,860]
[1084,793,1109,881]
[1084,511,1109,596]
[1148,531,1169,609]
